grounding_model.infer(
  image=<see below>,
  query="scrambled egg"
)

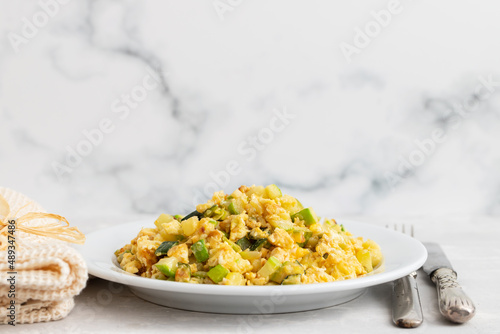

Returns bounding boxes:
[115,185,382,285]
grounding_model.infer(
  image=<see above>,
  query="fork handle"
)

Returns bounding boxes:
[392,272,424,328]
[431,268,476,323]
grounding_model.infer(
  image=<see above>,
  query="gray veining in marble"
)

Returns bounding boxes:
[1,0,499,222]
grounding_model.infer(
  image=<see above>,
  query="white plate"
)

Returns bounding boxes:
[77,219,427,314]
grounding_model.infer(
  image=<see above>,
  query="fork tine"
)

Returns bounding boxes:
[386,223,416,237]
[387,223,415,238]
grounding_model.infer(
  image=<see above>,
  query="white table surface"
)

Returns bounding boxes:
[7,215,500,334]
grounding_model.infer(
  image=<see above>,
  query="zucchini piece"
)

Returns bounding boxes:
[269,220,295,231]
[192,271,208,278]
[305,234,322,249]
[228,200,243,215]
[228,202,238,215]
[116,253,123,263]
[155,257,178,277]
[257,256,281,278]
[249,238,270,251]
[207,264,230,283]
[291,208,318,226]
[282,274,302,285]
[203,205,218,217]
[356,249,373,272]
[203,205,229,221]
[181,210,203,221]
[191,239,209,263]
[265,184,282,199]
[173,214,183,221]
[155,241,178,257]
[235,237,253,251]
[222,235,242,252]
[155,273,168,280]
[270,261,304,284]
[216,209,229,221]
[116,249,131,263]
[239,250,261,260]
[175,263,191,282]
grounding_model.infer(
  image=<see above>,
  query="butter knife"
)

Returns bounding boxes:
[392,272,424,328]
[423,242,476,323]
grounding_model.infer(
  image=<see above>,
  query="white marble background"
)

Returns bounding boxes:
[1,0,499,224]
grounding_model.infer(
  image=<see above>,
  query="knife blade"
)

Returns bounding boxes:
[423,242,476,323]
[391,271,423,328]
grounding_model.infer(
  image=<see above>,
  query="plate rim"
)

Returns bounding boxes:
[77,219,427,296]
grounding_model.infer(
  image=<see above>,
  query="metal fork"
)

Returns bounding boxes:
[389,224,424,328]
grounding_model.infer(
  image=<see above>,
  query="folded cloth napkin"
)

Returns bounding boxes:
[0,187,87,325]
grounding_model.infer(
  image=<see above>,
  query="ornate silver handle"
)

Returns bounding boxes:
[431,268,476,323]
[392,272,424,328]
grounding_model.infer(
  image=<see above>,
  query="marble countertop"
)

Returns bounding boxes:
[9,215,499,334]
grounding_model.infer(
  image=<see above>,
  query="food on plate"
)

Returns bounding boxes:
[115,185,382,285]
